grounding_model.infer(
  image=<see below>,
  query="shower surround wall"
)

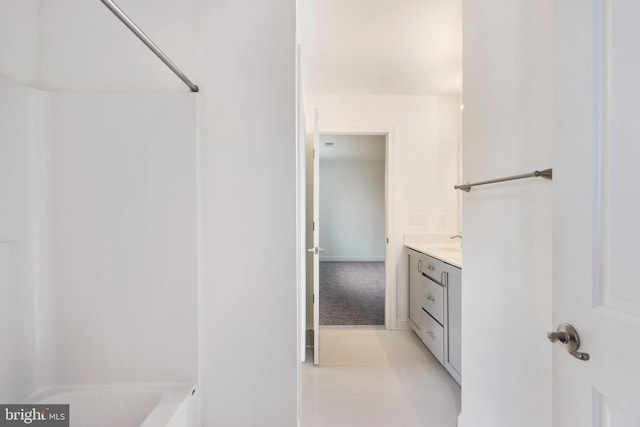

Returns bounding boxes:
[0,78,42,403]
[48,92,199,385]
[0,75,199,398]
[0,0,42,402]
[0,0,39,86]
[3,0,297,424]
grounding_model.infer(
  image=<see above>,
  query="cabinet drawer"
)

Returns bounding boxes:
[421,308,444,365]
[419,254,447,285]
[423,276,444,324]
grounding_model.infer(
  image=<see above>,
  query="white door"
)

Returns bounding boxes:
[308,109,322,365]
[553,1,640,426]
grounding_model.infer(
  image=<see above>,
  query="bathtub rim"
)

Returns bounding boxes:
[26,382,197,427]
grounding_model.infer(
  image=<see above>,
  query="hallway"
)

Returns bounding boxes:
[301,328,460,427]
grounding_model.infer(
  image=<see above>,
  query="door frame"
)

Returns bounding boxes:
[315,123,397,329]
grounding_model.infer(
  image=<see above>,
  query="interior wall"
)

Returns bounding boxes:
[0,77,200,396]
[319,156,385,262]
[47,92,199,384]
[305,93,460,323]
[0,77,40,402]
[0,0,40,86]
[0,1,50,398]
[38,0,297,425]
[459,1,553,426]
[39,0,188,92]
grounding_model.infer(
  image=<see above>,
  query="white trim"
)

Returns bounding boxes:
[318,123,397,330]
[394,320,410,330]
[294,41,306,425]
[295,43,306,364]
[320,325,385,330]
[319,256,385,262]
[592,0,605,309]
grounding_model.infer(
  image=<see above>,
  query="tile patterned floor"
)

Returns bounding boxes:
[301,328,461,427]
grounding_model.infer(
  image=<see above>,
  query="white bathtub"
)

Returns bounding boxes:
[27,384,198,427]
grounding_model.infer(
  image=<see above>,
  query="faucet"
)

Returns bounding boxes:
[449,234,462,246]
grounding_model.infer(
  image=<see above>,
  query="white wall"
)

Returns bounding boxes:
[305,93,460,322]
[459,1,553,426]
[0,74,200,397]
[0,77,40,402]
[47,92,199,385]
[39,0,189,92]
[38,1,297,425]
[0,0,40,86]
[319,137,385,261]
[0,3,47,400]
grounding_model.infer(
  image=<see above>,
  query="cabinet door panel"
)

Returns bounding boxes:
[409,253,427,332]
[445,266,462,384]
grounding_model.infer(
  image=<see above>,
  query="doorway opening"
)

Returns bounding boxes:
[318,134,386,326]
[304,121,397,366]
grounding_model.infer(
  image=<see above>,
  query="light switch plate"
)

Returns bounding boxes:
[409,213,425,225]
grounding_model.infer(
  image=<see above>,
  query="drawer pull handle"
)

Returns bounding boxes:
[426,264,435,271]
[427,295,435,302]
[425,331,436,339]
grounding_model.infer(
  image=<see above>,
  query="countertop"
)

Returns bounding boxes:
[405,242,462,268]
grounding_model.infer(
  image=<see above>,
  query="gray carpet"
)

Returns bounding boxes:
[320,261,385,325]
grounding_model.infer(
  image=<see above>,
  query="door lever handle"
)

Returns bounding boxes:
[547,323,590,361]
[547,331,570,344]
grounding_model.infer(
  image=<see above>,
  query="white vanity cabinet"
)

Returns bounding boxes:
[408,254,429,334]
[407,248,462,385]
[408,250,446,364]
[443,264,461,384]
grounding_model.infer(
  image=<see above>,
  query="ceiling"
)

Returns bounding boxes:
[299,0,462,96]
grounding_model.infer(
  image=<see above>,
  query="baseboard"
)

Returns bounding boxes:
[320,325,385,330]
[456,413,465,427]
[393,320,410,330]
[319,256,385,262]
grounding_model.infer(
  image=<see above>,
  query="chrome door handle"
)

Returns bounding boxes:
[547,323,590,361]
[307,246,325,255]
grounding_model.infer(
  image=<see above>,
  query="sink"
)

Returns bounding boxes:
[423,245,462,266]
[427,246,461,253]
[405,242,462,267]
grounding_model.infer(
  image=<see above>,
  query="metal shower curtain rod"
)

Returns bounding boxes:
[99,0,199,92]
